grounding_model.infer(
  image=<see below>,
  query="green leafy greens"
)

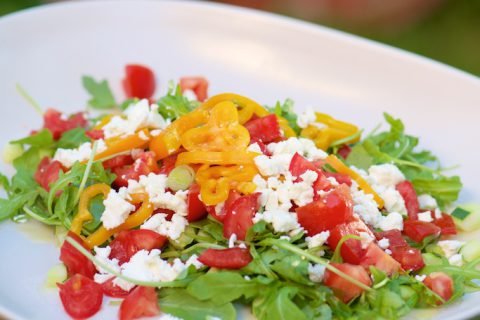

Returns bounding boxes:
[345,113,462,207]
[82,75,117,109]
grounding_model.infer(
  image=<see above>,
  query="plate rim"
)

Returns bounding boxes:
[1,1,479,320]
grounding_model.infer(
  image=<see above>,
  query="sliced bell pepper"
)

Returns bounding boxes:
[85,193,154,248]
[70,183,111,235]
[95,129,151,160]
[326,155,384,208]
[176,151,257,166]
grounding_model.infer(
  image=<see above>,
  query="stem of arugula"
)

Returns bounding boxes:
[258,239,372,292]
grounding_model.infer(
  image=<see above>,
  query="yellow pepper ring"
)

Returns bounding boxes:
[95,129,151,161]
[180,101,250,152]
[70,183,111,235]
[326,155,384,208]
[85,193,154,248]
[176,151,257,166]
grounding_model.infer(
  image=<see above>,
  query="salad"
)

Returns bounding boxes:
[1,64,480,320]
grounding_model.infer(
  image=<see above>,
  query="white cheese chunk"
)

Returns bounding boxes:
[378,212,404,231]
[53,140,107,168]
[308,264,326,283]
[437,240,465,258]
[418,194,438,210]
[378,238,390,249]
[141,214,188,240]
[418,211,434,222]
[305,231,330,249]
[101,189,136,230]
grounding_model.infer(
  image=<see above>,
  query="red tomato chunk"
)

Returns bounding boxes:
[60,232,96,279]
[323,263,372,303]
[327,220,374,264]
[198,247,252,269]
[187,184,208,222]
[360,243,402,275]
[403,220,441,243]
[244,114,282,144]
[122,64,156,99]
[119,286,160,320]
[43,108,87,140]
[58,274,103,319]
[179,76,209,102]
[223,193,260,240]
[424,272,454,304]
[34,157,64,191]
[109,229,167,265]
[297,185,353,236]
[396,181,420,220]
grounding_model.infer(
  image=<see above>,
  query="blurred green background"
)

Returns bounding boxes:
[2,0,479,76]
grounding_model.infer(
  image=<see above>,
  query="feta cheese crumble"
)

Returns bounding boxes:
[305,231,330,249]
[53,140,107,168]
[101,189,136,230]
[308,264,326,283]
[415,275,426,282]
[253,210,300,233]
[141,214,189,240]
[418,194,438,210]
[102,99,169,139]
[437,240,465,258]
[378,212,404,231]
[418,211,433,223]
[378,238,390,249]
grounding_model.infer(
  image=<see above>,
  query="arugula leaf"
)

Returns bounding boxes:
[11,129,54,148]
[157,83,198,120]
[13,147,51,176]
[0,190,39,221]
[0,173,10,192]
[266,99,301,135]
[57,128,90,149]
[187,271,261,305]
[82,76,116,109]
[252,286,307,320]
[159,288,236,320]
[346,113,462,207]
[271,255,311,285]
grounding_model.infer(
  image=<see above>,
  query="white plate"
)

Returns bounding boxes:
[1,1,479,319]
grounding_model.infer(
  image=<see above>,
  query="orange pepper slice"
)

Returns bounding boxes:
[326,155,384,208]
[70,183,111,235]
[85,193,153,248]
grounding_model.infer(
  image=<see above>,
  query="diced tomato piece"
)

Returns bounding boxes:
[113,151,159,187]
[179,76,209,102]
[403,220,441,243]
[58,274,103,319]
[390,246,424,271]
[289,153,331,194]
[360,243,402,275]
[101,277,131,298]
[296,185,353,236]
[187,184,207,222]
[207,190,242,222]
[323,263,372,303]
[122,64,156,99]
[244,114,282,144]
[374,230,408,249]
[43,108,88,140]
[103,154,134,170]
[433,213,457,236]
[223,193,260,240]
[324,171,352,186]
[34,157,64,191]
[158,153,178,175]
[198,247,252,269]
[396,181,420,220]
[328,220,374,264]
[60,232,96,278]
[119,286,160,320]
[85,129,104,140]
[109,230,167,265]
[337,144,352,159]
[424,272,454,304]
